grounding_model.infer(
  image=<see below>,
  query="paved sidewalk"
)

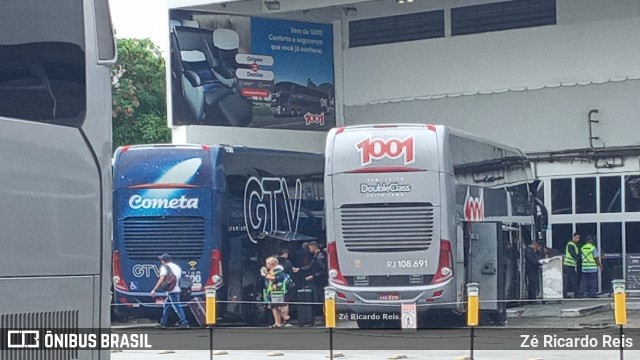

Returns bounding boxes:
[506,299,613,318]
[111,349,639,360]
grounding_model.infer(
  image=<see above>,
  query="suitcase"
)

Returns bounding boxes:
[296,287,314,327]
[188,297,206,328]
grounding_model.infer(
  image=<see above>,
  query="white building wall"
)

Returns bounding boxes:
[339,0,640,280]
[345,78,640,153]
[341,0,640,155]
[343,0,640,107]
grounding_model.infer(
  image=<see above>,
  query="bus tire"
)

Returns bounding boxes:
[290,108,296,116]
[110,305,129,323]
[110,288,129,323]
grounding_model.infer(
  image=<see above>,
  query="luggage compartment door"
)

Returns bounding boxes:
[465,222,506,319]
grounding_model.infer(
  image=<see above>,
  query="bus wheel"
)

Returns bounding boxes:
[290,108,296,116]
[110,305,129,323]
[296,108,302,116]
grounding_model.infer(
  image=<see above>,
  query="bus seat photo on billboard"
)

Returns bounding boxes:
[169,10,335,131]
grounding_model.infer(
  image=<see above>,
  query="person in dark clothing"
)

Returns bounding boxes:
[276,248,299,325]
[524,240,542,300]
[277,248,295,276]
[504,236,518,300]
[563,232,581,298]
[301,241,328,322]
[292,242,312,268]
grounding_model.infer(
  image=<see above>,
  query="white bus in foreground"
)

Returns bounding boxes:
[1,0,115,358]
[324,124,547,327]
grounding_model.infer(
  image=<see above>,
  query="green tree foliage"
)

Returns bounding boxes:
[112,38,170,150]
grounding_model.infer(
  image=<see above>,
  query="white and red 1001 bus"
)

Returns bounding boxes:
[324,124,547,327]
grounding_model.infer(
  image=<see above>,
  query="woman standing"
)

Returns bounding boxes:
[262,257,291,328]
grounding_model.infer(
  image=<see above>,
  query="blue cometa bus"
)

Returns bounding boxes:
[112,144,324,324]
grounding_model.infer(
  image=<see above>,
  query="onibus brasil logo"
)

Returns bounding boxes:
[6,330,151,349]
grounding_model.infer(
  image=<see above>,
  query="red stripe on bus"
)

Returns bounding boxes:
[345,167,422,173]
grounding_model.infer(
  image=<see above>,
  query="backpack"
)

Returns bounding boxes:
[160,265,177,291]
[283,271,295,290]
[179,274,193,301]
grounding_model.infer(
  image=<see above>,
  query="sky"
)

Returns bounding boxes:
[109,0,169,53]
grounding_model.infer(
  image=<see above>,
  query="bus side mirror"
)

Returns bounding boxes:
[534,198,548,232]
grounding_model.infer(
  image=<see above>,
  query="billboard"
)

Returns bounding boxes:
[169,11,335,131]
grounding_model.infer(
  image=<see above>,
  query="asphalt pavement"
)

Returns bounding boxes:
[111,349,640,360]
[110,299,640,359]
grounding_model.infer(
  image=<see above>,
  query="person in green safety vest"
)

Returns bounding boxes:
[577,235,603,298]
[262,256,292,328]
[563,232,581,298]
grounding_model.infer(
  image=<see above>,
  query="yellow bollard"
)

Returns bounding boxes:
[206,286,217,326]
[325,287,337,360]
[325,288,336,328]
[466,283,479,327]
[612,279,626,360]
[612,280,627,326]
[466,283,479,360]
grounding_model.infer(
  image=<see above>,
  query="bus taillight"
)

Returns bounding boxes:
[205,249,223,288]
[327,242,348,286]
[112,251,128,292]
[431,239,453,284]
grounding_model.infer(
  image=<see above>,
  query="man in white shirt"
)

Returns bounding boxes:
[151,254,189,329]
